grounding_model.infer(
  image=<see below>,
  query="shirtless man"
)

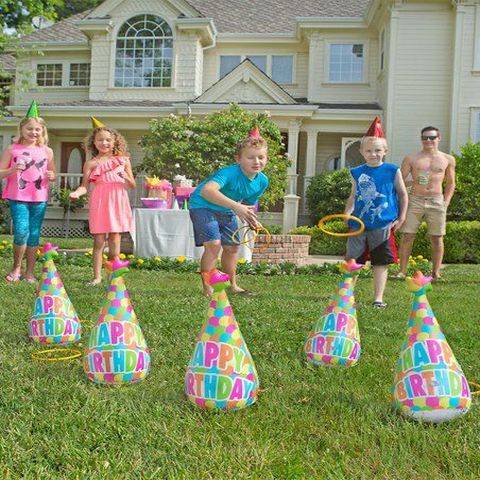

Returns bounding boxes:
[398,126,455,280]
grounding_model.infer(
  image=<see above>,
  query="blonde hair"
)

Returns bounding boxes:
[234,136,268,158]
[360,136,388,150]
[84,126,129,157]
[17,117,49,146]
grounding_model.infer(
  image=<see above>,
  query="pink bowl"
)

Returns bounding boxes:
[141,198,168,209]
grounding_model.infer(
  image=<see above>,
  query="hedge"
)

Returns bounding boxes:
[291,221,480,264]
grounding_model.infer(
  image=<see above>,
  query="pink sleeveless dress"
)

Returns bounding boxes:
[2,143,50,202]
[88,156,133,234]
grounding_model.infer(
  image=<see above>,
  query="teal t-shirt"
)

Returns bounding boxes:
[189,164,269,212]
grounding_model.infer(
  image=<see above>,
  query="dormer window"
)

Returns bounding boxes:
[114,14,173,88]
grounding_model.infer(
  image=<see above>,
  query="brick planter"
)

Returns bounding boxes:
[252,234,311,265]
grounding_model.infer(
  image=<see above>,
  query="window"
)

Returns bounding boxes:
[37,64,62,86]
[272,55,293,84]
[69,63,90,86]
[219,54,294,83]
[380,30,385,71]
[328,44,364,82]
[246,55,267,73]
[115,14,173,88]
[220,55,241,78]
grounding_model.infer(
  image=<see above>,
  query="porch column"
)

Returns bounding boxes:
[283,120,302,233]
[302,127,319,213]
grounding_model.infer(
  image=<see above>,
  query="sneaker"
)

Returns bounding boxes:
[372,301,387,308]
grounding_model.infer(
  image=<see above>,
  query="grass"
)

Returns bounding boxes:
[0,235,92,250]
[0,256,479,479]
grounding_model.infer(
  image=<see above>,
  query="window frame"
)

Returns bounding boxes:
[325,41,368,84]
[113,14,174,89]
[218,53,296,84]
[69,62,91,87]
[34,61,91,88]
[35,62,64,87]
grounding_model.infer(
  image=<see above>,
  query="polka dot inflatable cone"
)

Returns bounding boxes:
[29,243,81,345]
[84,259,150,385]
[185,270,259,411]
[304,259,362,367]
[391,272,471,423]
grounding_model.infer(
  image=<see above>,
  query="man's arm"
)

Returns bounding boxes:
[400,155,413,188]
[443,155,456,207]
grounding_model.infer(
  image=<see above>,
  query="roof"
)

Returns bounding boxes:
[0,54,16,73]
[20,0,371,44]
[19,100,175,107]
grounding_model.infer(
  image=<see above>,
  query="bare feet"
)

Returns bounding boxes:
[86,278,102,287]
[202,284,214,297]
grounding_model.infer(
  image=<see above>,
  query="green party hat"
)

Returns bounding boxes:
[26,100,39,119]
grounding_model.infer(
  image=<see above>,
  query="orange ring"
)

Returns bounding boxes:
[318,214,365,237]
[230,224,271,252]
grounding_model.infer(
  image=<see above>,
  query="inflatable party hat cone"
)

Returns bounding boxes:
[304,259,362,367]
[29,244,81,345]
[185,270,259,411]
[84,259,150,385]
[391,272,471,423]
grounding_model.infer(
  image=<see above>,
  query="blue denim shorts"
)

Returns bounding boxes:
[189,208,240,247]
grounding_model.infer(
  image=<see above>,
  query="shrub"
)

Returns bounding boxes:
[305,169,351,223]
[449,143,480,221]
[138,104,289,209]
[0,199,9,234]
[292,221,480,264]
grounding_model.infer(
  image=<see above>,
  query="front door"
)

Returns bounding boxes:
[60,142,85,188]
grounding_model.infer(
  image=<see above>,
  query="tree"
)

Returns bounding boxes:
[0,0,62,30]
[138,104,290,209]
[56,0,104,19]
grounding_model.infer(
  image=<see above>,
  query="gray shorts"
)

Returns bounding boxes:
[346,226,396,266]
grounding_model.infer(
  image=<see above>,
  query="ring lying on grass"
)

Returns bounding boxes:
[469,381,480,396]
[32,347,82,362]
[317,214,365,237]
[230,224,271,251]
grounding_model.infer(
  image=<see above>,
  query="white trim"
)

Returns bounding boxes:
[379,28,385,72]
[470,108,480,143]
[340,137,361,169]
[473,5,480,72]
[324,40,368,84]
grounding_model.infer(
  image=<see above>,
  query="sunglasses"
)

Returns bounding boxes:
[421,135,439,141]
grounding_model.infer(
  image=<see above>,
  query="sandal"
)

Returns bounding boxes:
[372,301,387,308]
[6,271,21,283]
[23,277,37,284]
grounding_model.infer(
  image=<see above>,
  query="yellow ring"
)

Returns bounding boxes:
[32,347,82,362]
[318,214,365,237]
[469,381,480,396]
[230,224,271,252]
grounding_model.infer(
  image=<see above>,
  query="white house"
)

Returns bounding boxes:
[1,0,480,231]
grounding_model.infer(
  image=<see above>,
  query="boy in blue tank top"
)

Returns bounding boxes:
[189,127,269,296]
[345,133,408,308]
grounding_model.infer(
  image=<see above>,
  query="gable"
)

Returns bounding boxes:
[90,0,201,19]
[195,60,296,105]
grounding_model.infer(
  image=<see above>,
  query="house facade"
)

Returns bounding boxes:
[1,0,480,231]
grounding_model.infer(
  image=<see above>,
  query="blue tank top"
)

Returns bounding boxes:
[351,163,399,230]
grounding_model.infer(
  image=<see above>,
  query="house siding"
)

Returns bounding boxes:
[388,4,454,162]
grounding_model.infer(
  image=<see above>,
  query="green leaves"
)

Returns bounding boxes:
[138,105,289,209]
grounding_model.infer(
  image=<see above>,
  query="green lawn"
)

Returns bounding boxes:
[0,235,92,250]
[0,257,479,479]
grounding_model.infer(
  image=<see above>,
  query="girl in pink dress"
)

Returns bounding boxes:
[70,125,135,285]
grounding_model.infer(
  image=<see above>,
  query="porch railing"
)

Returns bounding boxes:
[50,173,148,208]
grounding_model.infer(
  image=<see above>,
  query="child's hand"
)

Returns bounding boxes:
[69,191,80,200]
[46,170,55,181]
[234,204,257,226]
[13,163,25,173]
[392,217,405,232]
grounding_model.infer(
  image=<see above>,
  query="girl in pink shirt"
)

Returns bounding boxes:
[0,114,56,282]
[70,124,135,286]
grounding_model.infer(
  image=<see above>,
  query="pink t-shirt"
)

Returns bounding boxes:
[2,143,50,202]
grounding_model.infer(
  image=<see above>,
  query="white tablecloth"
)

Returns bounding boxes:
[133,208,252,262]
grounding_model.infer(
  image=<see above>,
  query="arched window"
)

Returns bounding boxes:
[115,14,173,88]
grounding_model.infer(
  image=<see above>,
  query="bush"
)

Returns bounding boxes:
[305,169,351,222]
[139,104,289,209]
[292,221,480,264]
[0,199,9,234]
[449,143,480,221]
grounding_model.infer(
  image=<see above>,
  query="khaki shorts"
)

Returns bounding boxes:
[400,195,446,236]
